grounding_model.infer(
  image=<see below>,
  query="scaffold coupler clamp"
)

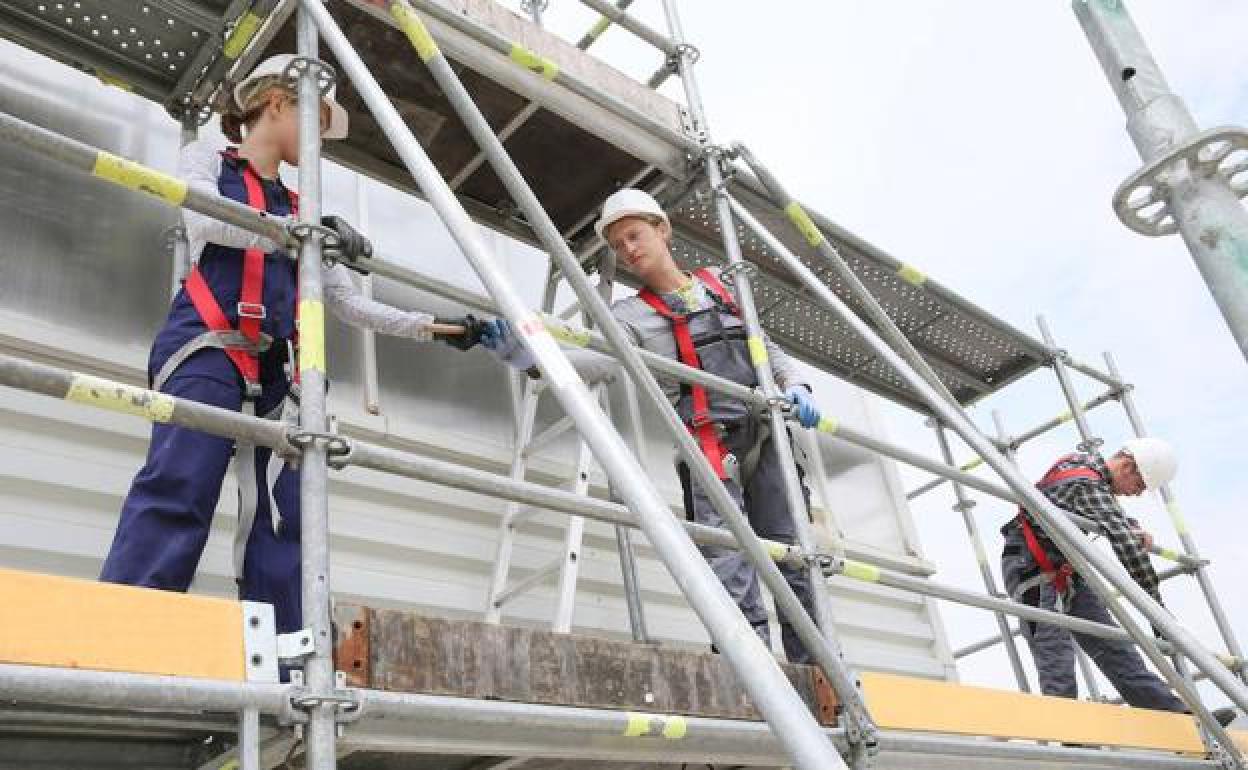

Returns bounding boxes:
[162,225,187,255]
[289,427,352,462]
[287,220,344,265]
[167,95,213,127]
[717,258,759,288]
[285,671,365,729]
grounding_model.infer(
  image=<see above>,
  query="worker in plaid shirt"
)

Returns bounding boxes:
[1000,439,1187,711]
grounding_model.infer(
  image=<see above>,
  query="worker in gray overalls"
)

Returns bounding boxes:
[484,189,824,663]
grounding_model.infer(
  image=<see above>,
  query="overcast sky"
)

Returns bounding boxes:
[496,0,1248,703]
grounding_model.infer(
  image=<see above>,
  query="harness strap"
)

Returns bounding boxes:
[183,151,271,390]
[152,331,273,393]
[1015,455,1104,597]
[638,269,742,480]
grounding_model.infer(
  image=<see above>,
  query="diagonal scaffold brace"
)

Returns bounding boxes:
[729,143,1248,766]
[300,1,848,768]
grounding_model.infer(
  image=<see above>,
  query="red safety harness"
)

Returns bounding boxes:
[638,268,739,479]
[1017,454,1104,594]
[183,150,298,395]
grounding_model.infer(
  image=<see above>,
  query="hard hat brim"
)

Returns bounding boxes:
[594,209,668,240]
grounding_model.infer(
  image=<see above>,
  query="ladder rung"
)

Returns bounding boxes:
[523,415,577,458]
[492,557,562,609]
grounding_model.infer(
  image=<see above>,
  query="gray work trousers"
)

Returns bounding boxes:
[1001,529,1185,711]
[677,418,816,664]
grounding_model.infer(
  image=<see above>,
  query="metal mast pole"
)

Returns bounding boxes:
[294,9,337,769]
[1104,351,1248,686]
[931,421,1031,693]
[1074,0,1248,363]
[301,3,846,767]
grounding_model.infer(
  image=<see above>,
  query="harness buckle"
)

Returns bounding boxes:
[237,301,268,320]
[243,382,263,402]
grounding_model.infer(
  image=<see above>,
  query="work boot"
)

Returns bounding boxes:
[1213,707,1237,728]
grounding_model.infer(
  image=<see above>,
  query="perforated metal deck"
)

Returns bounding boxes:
[0,0,1051,411]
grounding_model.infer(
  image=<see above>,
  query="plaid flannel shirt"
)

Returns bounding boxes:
[1027,453,1162,603]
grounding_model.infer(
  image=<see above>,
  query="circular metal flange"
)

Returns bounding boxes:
[288,221,343,252]
[288,429,351,458]
[1113,126,1248,237]
[282,56,337,98]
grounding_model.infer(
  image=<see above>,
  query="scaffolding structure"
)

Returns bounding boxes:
[0,1,1247,769]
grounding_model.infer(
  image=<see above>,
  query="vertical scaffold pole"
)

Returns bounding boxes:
[722,176,1248,760]
[1074,0,1248,363]
[301,3,846,767]
[1038,315,1103,453]
[1104,351,1248,686]
[931,421,1031,693]
[657,1,875,762]
[294,9,337,769]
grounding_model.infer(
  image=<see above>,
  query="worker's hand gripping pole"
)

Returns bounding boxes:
[301,2,846,768]
[729,143,1248,763]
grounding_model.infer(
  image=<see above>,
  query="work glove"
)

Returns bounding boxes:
[321,215,373,263]
[481,319,538,371]
[785,385,821,429]
[434,314,487,351]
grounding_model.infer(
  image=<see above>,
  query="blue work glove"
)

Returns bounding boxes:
[480,319,538,371]
[786,385,821,429]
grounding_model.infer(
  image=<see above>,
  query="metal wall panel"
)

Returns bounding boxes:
[0,40,954,681]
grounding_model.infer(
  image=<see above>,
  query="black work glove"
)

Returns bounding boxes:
[434,314,487,351]
[321,215,373,263]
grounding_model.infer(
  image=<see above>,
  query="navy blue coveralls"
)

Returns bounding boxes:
[100,152,304,635]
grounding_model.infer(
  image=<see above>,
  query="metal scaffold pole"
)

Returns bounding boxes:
[299,2,846,767]
[294,9,338,769]
[1104,351,1248,686]
[1074,0,1248,363]
[722,156,1248,761]
[931,420,1032,693]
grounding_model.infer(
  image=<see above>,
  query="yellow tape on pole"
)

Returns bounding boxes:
[93,152,188,205]
[543,318,591,348]
[1166,500,1190,535]
[509,44,560,80]
[766,542,790,561]
[816,416,838,434]
[747,335,768,365]
[587,15,612,41]
[1157,548,1180,563]
[96,71,133,91]
[223,11,263,60]
[897,264,927,287]
[622,712,688,739]
[960,457,984,471]
[623,712,651,737]
[298,299,327,374]
[783,202,825,247]
[66,374,175,423]
[391,1,440,62]
[842,560,881,583]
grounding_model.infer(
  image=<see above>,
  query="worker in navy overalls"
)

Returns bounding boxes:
[100,54,484,637]
[999,438,1235,722]
[484,190,825,663]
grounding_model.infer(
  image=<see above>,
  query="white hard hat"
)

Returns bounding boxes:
[595,188,668,239]
[1122,437,1178,489]
[233,54,349,140]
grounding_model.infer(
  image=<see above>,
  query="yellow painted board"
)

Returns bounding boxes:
[861,671,1222,753]
[0,567,246,681]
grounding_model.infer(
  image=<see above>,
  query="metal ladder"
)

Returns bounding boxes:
[484,266,647,638]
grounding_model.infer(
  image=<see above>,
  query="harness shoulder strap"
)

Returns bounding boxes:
[693,268,739,314]
[637,288,730,479]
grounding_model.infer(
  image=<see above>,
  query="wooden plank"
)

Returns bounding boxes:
[0,567,245,681]
[362,608,827,723]
[862,671,1218,753]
